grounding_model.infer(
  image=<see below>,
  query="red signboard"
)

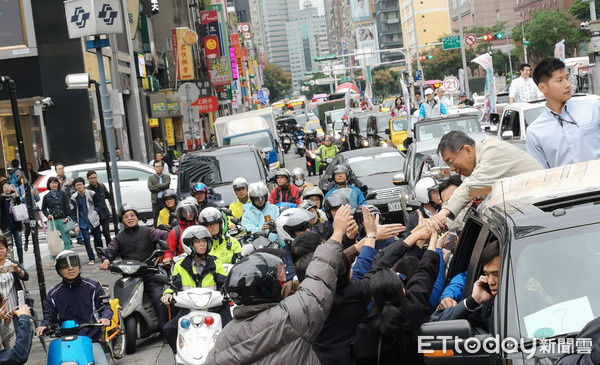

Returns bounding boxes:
[200,10,218,24]
[191,96,219,113]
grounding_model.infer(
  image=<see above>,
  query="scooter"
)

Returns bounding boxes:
[295,135,305,157]
[281,133,292,154]
[319,157,334,176]
[171,287,224,364]
[45,320,107,365]
[97,247,166,355]
[305,141,319,176]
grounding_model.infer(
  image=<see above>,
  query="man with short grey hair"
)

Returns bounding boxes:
[429,131,542,231]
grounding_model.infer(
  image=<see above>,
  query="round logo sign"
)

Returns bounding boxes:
[443,76,460,93]
[206,39,217,50]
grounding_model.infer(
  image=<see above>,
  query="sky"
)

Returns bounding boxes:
[299,0,325,16]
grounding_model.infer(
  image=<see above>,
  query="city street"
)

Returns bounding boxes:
[25,150,317,364]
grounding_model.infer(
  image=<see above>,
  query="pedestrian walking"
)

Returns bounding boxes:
[70,178,101,265]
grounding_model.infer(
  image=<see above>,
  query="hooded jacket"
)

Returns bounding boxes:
[71,189,101,228]
[206,239,344,364]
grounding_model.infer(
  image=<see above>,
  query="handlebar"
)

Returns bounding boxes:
[42,322,106,337]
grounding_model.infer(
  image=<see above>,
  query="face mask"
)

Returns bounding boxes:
[294,179,304,187]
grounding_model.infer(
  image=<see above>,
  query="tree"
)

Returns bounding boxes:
[371,68,396,98]
[263,62,291,101]
[569,0,600,21]
[512,9,587,62]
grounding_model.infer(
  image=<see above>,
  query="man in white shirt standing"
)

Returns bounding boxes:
[526,57,600,168]
[509,63,543,103]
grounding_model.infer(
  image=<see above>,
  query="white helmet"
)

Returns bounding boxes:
[275,208,315,244]
[414,177,438,204]
[248,182,269,208]
[180,225,213,258]
[232,177,248,191]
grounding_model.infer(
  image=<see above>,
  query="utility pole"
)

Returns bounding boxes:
[589,0,600,94]
[522,21,528,64]
[458,5,470,96]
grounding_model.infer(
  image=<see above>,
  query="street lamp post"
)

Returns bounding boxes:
[66,73,120,234]
[0,76,47,308]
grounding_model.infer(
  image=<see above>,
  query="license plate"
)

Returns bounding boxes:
[388,202,402,212]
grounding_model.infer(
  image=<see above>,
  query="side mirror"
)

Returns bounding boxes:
[403,137,413,150]
[230,217,240,225]
[221,208,233,216]
[501,130,514,140]
[365,192,377,200]
[419,320,490,357]
[489,112,500,125]
[267,170,276,182]
[407,199,421,208]
[384,128,390,135]
[392,173,408,186]
[96,247,109,260]
[99,294,110,306]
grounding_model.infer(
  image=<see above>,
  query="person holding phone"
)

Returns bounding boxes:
[0,236,28,316]
[430,241,499,331]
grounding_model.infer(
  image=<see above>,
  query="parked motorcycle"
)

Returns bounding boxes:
[305,141,319,176]
[97,247,166,355]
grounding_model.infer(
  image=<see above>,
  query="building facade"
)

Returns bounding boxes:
[260,0,299,73]
[400,0,451,53]
[374,0,404,64]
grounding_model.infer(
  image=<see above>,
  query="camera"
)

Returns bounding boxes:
[581,21,590,30]
[36,97,53,106]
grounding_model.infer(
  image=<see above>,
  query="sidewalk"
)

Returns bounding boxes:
[21,230,175,364]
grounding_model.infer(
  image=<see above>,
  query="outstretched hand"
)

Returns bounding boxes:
[331,205,351,242]
[362,206,377,237]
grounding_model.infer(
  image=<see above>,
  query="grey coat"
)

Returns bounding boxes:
[206,239,344,364]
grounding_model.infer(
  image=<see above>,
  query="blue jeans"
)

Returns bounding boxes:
[79,227,97,261]
[7,227,23,264]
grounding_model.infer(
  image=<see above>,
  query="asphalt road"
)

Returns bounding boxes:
[25,150,317,364]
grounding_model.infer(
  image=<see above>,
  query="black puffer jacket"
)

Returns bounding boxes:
[105,225,168,262]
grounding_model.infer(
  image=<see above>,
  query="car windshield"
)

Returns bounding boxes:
[376,115,390,131]
[524,107,545,127]
[347,151,404,177]
[178,153,263,191]
[416,117,480,142]
[333,120,345,131]
[391,117,409,132]
[383,99,395,108]
[357,115,372,132]
[413,149,445,177]
[224,131,272,150]
[294,114,307,126]
[512,224,600,340]
[305,120,321,131]
[328,109,346,123]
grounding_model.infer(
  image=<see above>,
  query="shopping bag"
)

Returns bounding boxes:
[63,217,77,232]
[11,204,28,222]
[46,218,63,257]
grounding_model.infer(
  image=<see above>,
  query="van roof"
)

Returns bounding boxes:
[479,159,600,212]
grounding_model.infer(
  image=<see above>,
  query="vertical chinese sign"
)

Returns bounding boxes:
[172,28,194,80]
[200,11,220,67]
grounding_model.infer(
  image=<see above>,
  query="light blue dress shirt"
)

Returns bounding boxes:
[526,98,600,168]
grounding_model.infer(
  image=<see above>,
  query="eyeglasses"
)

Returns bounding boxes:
[446,146,466,168]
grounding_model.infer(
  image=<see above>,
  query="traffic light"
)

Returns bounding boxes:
[494,32,504,39]
[358,75,364,80]
[419,55,427,61]
[427,55,433,60]
[483,34,493,42]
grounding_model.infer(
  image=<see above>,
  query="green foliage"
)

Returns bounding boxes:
[264,62,291,101]
[512,9,588,61]
[569,0,600,21]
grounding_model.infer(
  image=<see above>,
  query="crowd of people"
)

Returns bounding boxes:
[0,56,598,364]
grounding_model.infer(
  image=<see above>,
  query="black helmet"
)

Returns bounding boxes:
[225,252,284,306]
[181,225,213,259]
[198,207,223,236]
[275,208,315,243]
[118,204,139,223]
[55,250,81,277]
[323,194,350,221]
[298,199,317,212]
[353,204,382,236]
[162,189,178,204]
[248,182,269,209]
[332,165,349,184]
[176,199,199,222]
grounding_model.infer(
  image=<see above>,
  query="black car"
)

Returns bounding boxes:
[176,144,268,206]
[348,111,390,150]
[318,147,406,223]
[421,162,600,364]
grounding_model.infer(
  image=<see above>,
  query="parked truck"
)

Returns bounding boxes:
[214,108,285,171]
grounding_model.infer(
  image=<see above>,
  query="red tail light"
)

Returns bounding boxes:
[204,316,214,326]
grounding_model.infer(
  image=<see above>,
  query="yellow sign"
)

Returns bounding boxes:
[149,118,159,127]
[165,118,175,146]
[173,27,195,81]
[206,39,217,50]
[6,145,14,163]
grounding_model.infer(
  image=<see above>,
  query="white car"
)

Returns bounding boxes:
[35,161,177,219]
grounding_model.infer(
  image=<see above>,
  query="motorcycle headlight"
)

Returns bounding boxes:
[381,141,388,147]
[362,140,369,147]
[117,264,141,275]
[188,292,212,308]
[341,137,346,142]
